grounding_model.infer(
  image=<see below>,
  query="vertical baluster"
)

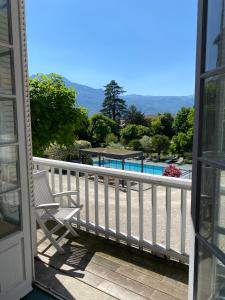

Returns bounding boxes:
[127,180,131,244]
[59,168,63,205]
[104,176,109,236]
[94,175,99,231]
[152,184,157,245]
[85,173,89,230]
[51,167,55,194]
[76,171,80,228]
[139,182,144,248]
[180,189,187,254]
[115,178,120,236]
[67,170,71,206]
[166,186,171,250]
[33,164,37,173]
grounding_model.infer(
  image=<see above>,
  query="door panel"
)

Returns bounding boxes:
[192,0,225,299]
[0,0,33,299]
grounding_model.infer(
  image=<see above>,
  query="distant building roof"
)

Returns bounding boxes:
[79,147,143,159]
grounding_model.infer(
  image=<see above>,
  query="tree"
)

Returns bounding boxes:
[159,113,174,138]
[105,133,118,145]
[128,139,142,151]
[30,73,85,155]
[151,113,174,137]
[125,105,147,126]
[170,131,193,155]
[120,124,151,145]
[173,107,192,134]
[74,110,90,141]
[151,135,170,160]
[170,107,194,155]
[101,80,127,121]
[140,135,152,154]
[89,113,118,146]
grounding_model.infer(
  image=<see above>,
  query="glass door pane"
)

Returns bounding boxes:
[0,0,11,44]
[197,243,225,299]
[0,0,21,239]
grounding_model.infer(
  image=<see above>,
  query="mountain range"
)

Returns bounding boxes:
[32,75,194,115]
[63,78,194,115]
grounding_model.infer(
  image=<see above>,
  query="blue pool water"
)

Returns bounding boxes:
[94,159,164,175]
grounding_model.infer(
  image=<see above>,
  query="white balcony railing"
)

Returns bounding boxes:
[33,157,192,263]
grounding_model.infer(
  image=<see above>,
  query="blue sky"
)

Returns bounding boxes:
[26,0,197,96]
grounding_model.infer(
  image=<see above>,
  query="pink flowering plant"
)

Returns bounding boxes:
[163,164,181,178]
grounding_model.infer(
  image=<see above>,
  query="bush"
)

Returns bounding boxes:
[45,140,91,161]
[140,135,152,154]
[105,133,119,144]
[128,139,142,151]
[120,124,151,145]
[163,164,181,177]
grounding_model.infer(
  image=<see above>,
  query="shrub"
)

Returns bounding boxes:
[45,140,91,161]
[128,139,142,151]
[105,133,119,144]
[163,164,181,178]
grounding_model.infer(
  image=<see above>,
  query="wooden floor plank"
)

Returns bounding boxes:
[36,226,188,300]
[35,260,116,300]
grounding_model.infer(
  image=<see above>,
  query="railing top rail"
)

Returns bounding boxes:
[33,157,192,190]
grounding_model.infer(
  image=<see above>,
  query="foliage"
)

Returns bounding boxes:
[30,73,85,155]
[120,124,151,145]
[125,105,147,126]
[74,110,90,140]
[45,140,91,161]
[106,142,124,149]
[89,113,119,146]
[151,113,174,137]
[151,135,170,159]
[170,131,193,155]
[173,107,193,134]
[136,125,151,138]
[170,107,194,155]
[140,135,152,154]
[105,133,119,145]
[163,164,181,177]
[101,80,127,121]
[128,139,142,151]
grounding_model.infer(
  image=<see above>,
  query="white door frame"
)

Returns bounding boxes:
[0,1,34,299]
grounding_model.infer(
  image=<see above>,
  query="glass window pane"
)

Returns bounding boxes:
[0,45,14,95]
[199,163,225,253]
[0,190,21,238]
[0,0,10,44]
[0,98,17,143]
[197,242,225,300]
[201,76,225,162]
[205,0,225,71]
[0,145,19,193]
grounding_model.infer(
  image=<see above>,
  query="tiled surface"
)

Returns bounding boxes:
[36,227,188,300]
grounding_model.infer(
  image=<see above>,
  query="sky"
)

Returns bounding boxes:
[26,0,198,96]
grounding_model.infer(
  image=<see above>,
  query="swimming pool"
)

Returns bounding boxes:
[93,159,164,175]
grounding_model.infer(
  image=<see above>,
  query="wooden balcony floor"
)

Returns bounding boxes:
[35,226,188,300]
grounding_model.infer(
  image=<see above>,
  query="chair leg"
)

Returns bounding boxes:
[65,221,79,237]
[36,217,65,254]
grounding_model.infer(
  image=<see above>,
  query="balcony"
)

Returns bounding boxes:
[33,157,191,299]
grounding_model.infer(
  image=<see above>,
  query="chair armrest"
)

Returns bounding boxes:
[35,203,60,210]
[52,191,78,198]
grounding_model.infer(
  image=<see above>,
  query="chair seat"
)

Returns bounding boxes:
[38,207,80,222]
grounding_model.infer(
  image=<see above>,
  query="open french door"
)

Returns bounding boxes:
[190,0,225,299]
[0,1,33,299]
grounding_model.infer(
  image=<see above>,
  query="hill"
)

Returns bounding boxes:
[63,78,194,115]
[31,75,194,115]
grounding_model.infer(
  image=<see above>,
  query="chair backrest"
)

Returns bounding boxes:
[33,171,54,206]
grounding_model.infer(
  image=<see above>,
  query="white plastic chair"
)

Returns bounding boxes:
[33,170,82,253]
